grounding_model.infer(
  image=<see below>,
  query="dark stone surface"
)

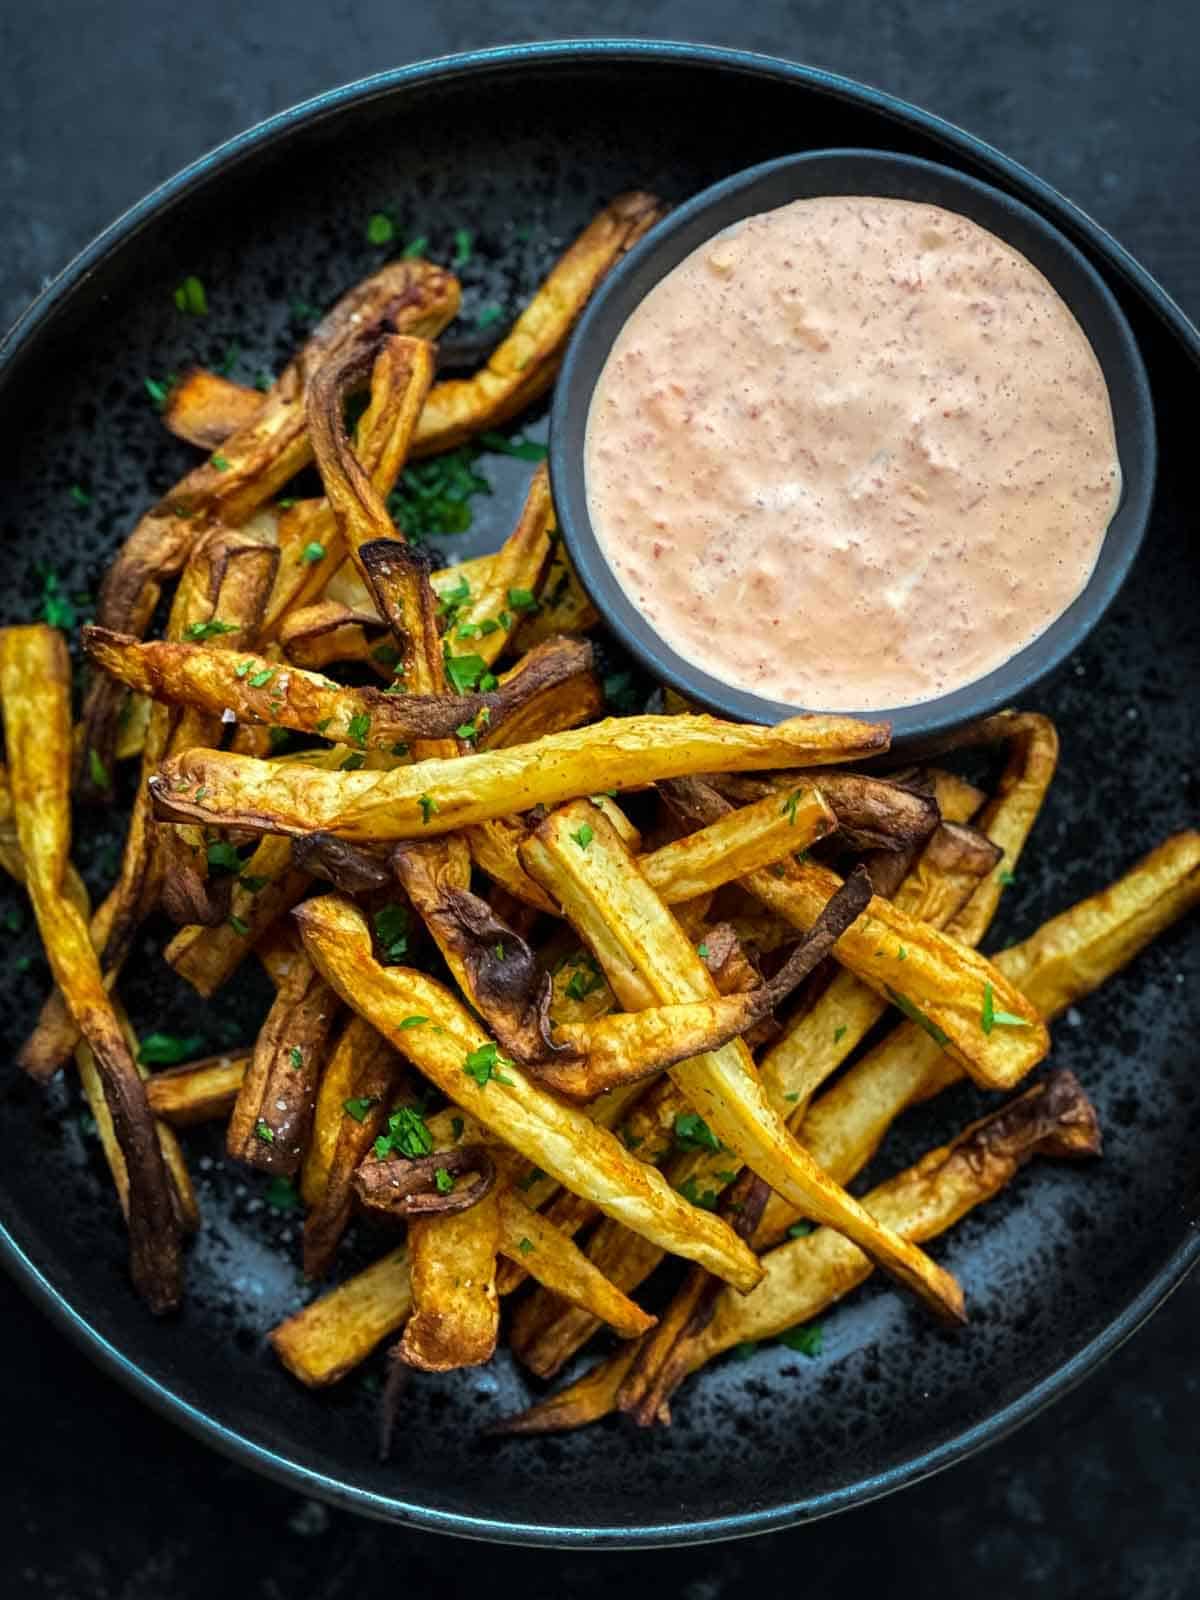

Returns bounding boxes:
[1,1,1198,1593]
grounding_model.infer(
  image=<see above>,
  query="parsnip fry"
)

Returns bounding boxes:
[666,778,1047,1090]
[271,1246,411,1388]
[150,712,891,840]
[0,625,182,1311]
[411,193,667,455]
[293,894,762,1289]
[84,625,592,752]
[145,1052,250,1124]
[162,366,266,449]
[521,803,965,1324]
[446,465,553,666]
[226,954,339,1173]
[400,1186,502,1372]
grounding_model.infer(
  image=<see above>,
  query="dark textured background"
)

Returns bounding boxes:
[2,2,1198,1594]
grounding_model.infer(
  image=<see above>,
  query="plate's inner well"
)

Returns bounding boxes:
[0,56,1195,1536]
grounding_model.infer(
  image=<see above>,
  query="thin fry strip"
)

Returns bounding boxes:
[521,803,965,1324]
[293,893,762,1289]
[410,192,667,455]
[0,625,182,1311]
[145,1052,250,1124]
[400,1185,502,1372]
[271,1245,412,1388]
[162,366,266,449]
[446,465,553,666]
[499,1071,1100,1432]
[149,712,892,840]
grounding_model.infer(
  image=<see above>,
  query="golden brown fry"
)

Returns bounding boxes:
[271,1245,411,1388]
[666,778,1047,1090]
[150,712,892,841]
[162,367,267,450]
[226,953,340,1173]
[446,466,553,666]
[164,833,306,996]
[83,625,593,753]
[411,193,667,455]
[638,782,836,904]
[502,1071,1099,1431]
[278,600,383,672]
[302,1017,398,1277]
[521,803,965,1324]
[145,1052,250,1124]
[497,1189,656,1340]
[0,625,183,1311]
[293,893,762,1288]
[514,546,599,648]
[81,265,459,783]
[400,1185,502,1372]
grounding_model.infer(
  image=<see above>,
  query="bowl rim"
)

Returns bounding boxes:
[1,36,1198,1549]
[550,146,1156,742]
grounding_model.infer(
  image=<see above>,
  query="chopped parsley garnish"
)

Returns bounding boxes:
[674,1112,721,1153]
[450,1117,464,1141]
[475,303,504,329]
[517,1236,535,1255]
[436,1167,456,1195]
[401,234,429,259]
[229,914,249,937]
[418,794,438,825]
[621,1130,644,1151]
[253,1118,275,1145]
[290,297,322,324]
[562,954,605,1004]
[517,1167,545,1192]
[234,660,253,678]
[144,376,171,409]
[438,576,472,614]
[601,670,642,713]
[897,945,907,961]
[265,1176,301,1211]
[68,484,91,509]
[479,431,548,462]
[781,790,802,825]
[787,1220,816,1240]
[87,749,110,791]
[570,823,594,851]
[697,942,711,960]
[451,228,473,266]
[137,1031,205,1066]
[37,568,76,631]
[289,1046,303,1070]
[210,452,231,472]
[400,1015,428,1029]
[833,1025,848,1045]
[677,1175,720,1211]
[247,667,275,689]
[366,212,395,245]
[373,904,409,962]
[346,712,371,748]
[300,541,326,564]
[390,741,409,757]
[371,642,402,669]
[999,868,1016,886]
[885,986,951,1048]
[215,342,240,376]
[734,1341,759,1361]
[494,942,506,961]
[268,726,292,755]
[462,1041,514,1087]
[340,752,366,771]
[506,587,538,612]
[314,715,332,732]
[389,447,491,541]
[377,1104,434,1158]
[980,982,1031,1035]
[206,840,242,874]
[445,653,488,694]
[778,1321,823,1358]
[184,618,238,641]
[173,275,208,315]
[239,874,268,893]
[343,1095,379,1123]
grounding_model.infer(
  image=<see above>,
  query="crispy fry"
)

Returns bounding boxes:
[445,466,553,666]
[502,1071,1099,1431]
[83,625,593,753]
[513,546,599,648]
[0,625,182,1311]
[270,1245,412,1388]
[410,193,667,456]
[81,265,459,785]
[665,778,1048,1090]
[400,1185,502,1372]
[521,803,965,1324]
[162,367,267,450]
[226,954,339,1173]
[144,1052,250,1124]
[150,712,892,841]
[301,1017,399,1277]
[293,894,763,1289]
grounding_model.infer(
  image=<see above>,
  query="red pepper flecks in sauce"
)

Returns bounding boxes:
[584,196,1122,710]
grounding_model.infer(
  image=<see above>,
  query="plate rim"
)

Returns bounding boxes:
[1,36,1198,1548]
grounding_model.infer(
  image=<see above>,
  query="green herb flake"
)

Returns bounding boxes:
[570,823,594,852]
[184,617,238,641]
[677,1175,720,1212]
[340,754,366,771]
[400,1015,428,1030]
[366,212,395,245]
[451,228,473,266]
[173,275,208,315]
[506,587,538,612]
[562,955,605,1004]
[781,790,801,825]
[697,942,711,960]
[389,447,491,542]
[210,452,231,472]
[234,660,253,678]
[621,1130,644,1151]
[401,234,429,259]
[228,914,249,937]
[267,726,291,755]
[206,841,242,874]
[300,541,326,565]
[289,1046,303,1070]
[290,297,322,325]
[215,342,240,376]
[674,1111,721,1153]
[68,484,92,509]
[450,1116,465,1141]
[371,642,401,669]
[390,741,409,757]
[253,1118,275,1145]
[37,569,76,632]
[445,652,487,694]
[517,1167,545,1192]
[144,376,170,409]
[462,1041,514,1088]
[999,868,1016,886]
[783,1091,801,1103]
[379,1104,434,1158]
[980,981,1031,1035]
[137,1031,205,1066]
[787,1220,816,1240]
[778,1321,823,1358]
[346,712,371,748]
[314,716,332,733]
[833,1025,849,1046]
[435,1167,455,1195]
[601,670,641,713]
[87,748,110,791]
[343,1095,379,1123]
[885,986,951,1048]
[265,1176,301,1211]
[418,794,438,825]
[517,1236,535,1256]
[247,667,276,689]
[373,904,410,963]
[239,874,268,893]
[733,1341,759,1361]
[475,303,504,329]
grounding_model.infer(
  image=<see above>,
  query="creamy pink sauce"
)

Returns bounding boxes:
[585,196,1121,710]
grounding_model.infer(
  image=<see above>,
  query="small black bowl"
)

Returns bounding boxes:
[551,148,1157,747]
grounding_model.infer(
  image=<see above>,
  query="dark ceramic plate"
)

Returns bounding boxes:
[0,41,1197,1548]
[552,149,1157,746]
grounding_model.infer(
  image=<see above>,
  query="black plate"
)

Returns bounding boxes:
[552,149,1157,745]
[0,41,1197,1547]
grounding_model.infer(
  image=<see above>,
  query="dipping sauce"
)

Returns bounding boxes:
[585,196,1121,710]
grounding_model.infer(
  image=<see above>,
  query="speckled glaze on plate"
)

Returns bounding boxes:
[0,40,1196,1547]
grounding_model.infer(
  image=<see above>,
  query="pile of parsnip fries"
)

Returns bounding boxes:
[3,192,1197,1439]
